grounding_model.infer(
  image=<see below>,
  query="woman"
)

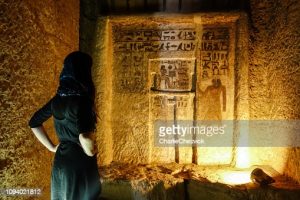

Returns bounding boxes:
[29,51,101,200]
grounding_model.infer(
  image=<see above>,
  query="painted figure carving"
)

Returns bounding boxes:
[199,78,226,120]
[159,65,171,89]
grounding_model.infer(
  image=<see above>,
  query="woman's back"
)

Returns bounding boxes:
[29,51,101,200]
[51,95,95,143]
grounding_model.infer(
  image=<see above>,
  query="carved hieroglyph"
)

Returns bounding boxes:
[149,59,194,91]
[110,18,237,165]
[197,27,233,121]
[113,28,197,93]
[200,27,230,80]
[149,58,195,163]
[196,27,235,165]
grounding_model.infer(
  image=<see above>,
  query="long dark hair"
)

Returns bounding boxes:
[57,51,97,126]
[58,51,95,101]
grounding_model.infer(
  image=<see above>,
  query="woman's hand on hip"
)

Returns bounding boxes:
[50,143,60,153]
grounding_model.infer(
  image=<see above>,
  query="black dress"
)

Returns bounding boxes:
[29,95,101,200]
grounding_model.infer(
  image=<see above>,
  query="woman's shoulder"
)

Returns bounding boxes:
[52,95,92,109]
[51,95,93,119]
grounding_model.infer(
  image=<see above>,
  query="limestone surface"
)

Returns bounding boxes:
[0,0,79,199]
[99,162,300,200]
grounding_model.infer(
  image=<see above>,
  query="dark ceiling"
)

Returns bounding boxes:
[98,0,250,15]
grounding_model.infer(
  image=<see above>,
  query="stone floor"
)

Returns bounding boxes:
[99,162,300,200]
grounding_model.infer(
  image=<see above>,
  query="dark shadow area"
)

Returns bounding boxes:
[97,0,250,15]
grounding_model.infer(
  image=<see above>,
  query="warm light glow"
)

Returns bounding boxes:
[236,121,250,168]
[219,170,251,185]
[236,147,250,168]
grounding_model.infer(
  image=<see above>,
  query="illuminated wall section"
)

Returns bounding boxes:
[0,0,79,199]
[93,13,253,167]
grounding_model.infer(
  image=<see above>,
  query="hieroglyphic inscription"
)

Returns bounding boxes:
[114,29,196,41]
[200,27,229,80]
[152,95,190,109]
[117,53,145,92]
[113,28,196,92]
[115,41,196,52]
[114,29,196,52]
[150,59,194,91]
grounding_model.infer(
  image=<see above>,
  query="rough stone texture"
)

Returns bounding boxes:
[101,179,167,200]
[99,162,300,200]
[248,0,300,182]
[1,0,299,198]
[93,17,114,166]
[89,2,299,181]
[92,13,250,166]
[81,0,300,187]
[188,180,300,200]
[0,0,79,199]
[91,9,299,175]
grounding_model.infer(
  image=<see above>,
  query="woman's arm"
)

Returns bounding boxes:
[77,97,97,157]
[31,126,58,153]
[79,132,97,156]
[29,98,58,152]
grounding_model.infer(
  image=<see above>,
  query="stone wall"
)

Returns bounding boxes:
[248,0,300,183]
[0,0,79,199]
[92,13,250,166]
[81,0,300,184]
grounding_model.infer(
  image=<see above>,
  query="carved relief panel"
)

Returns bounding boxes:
[110,17,239,165]
[113,28,197,93]
[197,26,234,122]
